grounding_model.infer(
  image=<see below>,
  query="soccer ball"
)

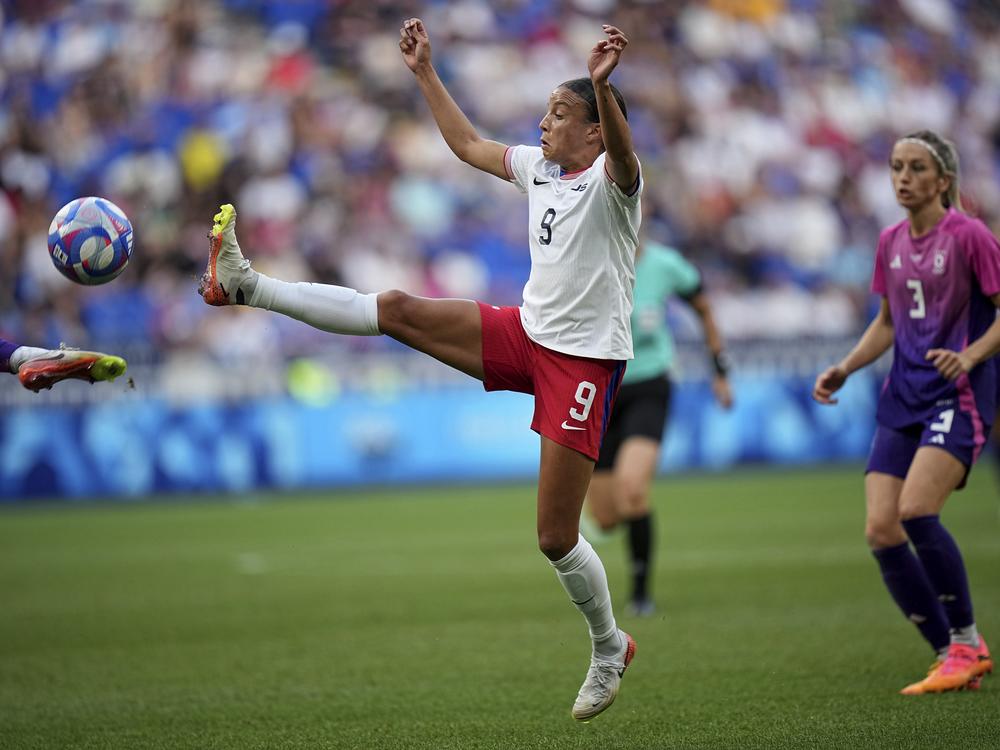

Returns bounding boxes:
[47,196,134,285]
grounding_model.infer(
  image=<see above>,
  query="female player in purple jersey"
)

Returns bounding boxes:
[0,338,126,392]
[813,130,999,694]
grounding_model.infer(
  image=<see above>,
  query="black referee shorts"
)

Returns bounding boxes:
[595,374,672,470]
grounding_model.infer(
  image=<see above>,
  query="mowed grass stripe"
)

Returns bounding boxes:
[1,466,998,749]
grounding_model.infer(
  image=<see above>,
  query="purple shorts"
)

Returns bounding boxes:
[866,404,991,489]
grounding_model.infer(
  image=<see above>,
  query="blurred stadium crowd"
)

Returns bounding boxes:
[1,0,1000,365]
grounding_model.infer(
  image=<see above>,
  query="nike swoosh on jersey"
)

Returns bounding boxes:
[533,177,550,185]
[561,421,586,431]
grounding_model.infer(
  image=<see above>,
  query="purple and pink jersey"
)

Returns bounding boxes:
[871,209,1000,443]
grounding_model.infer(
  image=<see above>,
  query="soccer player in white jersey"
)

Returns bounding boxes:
[199,19,641,720]
[0,338,126,392]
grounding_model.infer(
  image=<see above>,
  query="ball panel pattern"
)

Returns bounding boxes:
[47,197,133,285]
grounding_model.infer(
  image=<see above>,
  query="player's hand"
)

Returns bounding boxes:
[399,18,432,72]
[712,375,733,409]
[926,348,973,380]
[588,25,628,83]
[813,365,848,405]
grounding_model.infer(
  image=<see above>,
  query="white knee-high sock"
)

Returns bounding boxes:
[551,534,621,659]
[248,275,381,336]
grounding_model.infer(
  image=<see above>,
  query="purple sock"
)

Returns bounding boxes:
[872,542,951,652]
[0,338,19,374]
[903,515,975,630]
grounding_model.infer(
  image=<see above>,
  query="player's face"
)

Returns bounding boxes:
[889,142,949,212]
[538,88,600,166]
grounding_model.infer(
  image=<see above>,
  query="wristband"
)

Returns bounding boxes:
[712,351,731,377]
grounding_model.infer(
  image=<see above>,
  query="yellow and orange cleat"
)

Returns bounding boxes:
[198,203,255,306]
[18,345,127,392]
[900,637,992,695]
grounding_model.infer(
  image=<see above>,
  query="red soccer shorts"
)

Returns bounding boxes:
[478,302,626,461]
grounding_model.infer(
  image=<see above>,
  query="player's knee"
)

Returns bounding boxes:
[538,529,576,561]
[591,510,618,531]
[376,289,416,336]
[587,498,619,529]
[617,482,648,515]
[865,517,906,549]
[897,498,934,522]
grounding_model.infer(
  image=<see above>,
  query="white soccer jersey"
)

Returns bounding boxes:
[504,145,642,360]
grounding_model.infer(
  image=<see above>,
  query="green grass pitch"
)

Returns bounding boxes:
[1,466,998,749]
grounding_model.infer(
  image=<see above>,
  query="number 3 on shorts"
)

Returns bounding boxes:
[930,408,954,433]
[568,381,597,423]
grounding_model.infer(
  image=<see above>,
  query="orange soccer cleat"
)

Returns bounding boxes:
[900,637,992,695]
[198,204,255,306]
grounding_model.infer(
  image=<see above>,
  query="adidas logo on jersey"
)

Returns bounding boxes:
[890,255,902,269]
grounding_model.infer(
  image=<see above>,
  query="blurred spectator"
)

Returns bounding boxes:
[1,0,999,363]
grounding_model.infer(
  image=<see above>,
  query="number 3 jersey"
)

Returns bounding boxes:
[504,145,642,361]
[871,208,1000,428]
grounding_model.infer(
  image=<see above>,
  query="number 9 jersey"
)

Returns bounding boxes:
[504,145,642,362]
[871,208,1000,431]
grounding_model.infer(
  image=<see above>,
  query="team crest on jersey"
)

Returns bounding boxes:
[933,248,947,275]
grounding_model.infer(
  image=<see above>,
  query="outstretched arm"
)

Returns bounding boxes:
[399,18,509,180]
[927,292,1000,379]
[813,298,894,404]
[687,292,733,409]
[589,25,639,191]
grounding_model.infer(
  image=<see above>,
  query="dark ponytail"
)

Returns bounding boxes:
[559,78,628,123]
